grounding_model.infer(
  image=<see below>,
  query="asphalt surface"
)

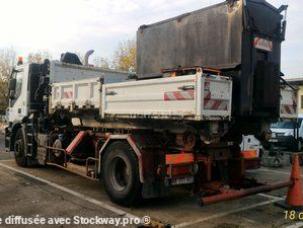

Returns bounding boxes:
[0,134,301,228]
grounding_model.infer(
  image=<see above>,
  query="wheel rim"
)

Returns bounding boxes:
[109,156,130,192]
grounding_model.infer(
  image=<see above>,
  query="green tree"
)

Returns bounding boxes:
[113,39,136,71]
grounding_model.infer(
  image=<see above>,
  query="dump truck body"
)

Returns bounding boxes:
[50,65,232,121]
[137,0,285,121]
[137,1,243,74]
[49,60,128,84]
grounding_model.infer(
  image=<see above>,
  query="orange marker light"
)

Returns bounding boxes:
[17,56,23,65]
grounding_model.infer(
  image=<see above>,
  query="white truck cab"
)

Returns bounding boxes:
[5,57,130,152]
[7,64,30,123]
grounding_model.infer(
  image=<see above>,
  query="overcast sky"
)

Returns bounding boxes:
[0,0,301,77]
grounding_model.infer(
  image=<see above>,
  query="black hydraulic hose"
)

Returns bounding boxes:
[280,76,297,91]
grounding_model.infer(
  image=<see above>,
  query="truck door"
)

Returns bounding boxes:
[8,66,29,123]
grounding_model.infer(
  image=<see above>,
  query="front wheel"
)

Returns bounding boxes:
[101,141,142,206]
[14,128,27,167]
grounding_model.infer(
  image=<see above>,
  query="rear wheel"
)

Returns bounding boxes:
[101,141,141,206]
[14,128,27,167]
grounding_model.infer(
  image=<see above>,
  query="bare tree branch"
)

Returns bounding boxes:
[0,48,16,114]
[27,50,52,63]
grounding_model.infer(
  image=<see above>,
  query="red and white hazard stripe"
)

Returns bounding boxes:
[281,94,297,115]
[204,98,229,111]
[63,91,73,99]
[281,104,297,115]
[164,88,229,111]
[164,90,195,101]
[204,91,228,110]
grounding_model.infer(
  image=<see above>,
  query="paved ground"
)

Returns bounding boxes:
[0,134,302,228]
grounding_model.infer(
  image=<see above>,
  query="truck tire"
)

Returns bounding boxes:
[101,141,141,206]
[14,128,27,167]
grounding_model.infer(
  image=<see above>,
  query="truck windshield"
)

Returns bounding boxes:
[271,121,295,129]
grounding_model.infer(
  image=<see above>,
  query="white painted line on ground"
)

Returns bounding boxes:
[286,222,303,228]
[0,162,140,220]
[173,198,282,228]
[240,217,258,225]
[258,193,284,200]
[258,168,292,176]
[247,167,291,176]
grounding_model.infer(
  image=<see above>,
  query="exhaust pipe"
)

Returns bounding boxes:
[84,50,94,66]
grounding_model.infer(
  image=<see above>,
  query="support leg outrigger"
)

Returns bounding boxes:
[200,181,291,206]
[199,154,303,209]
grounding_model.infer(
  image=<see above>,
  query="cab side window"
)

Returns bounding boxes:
[14,71,23,99]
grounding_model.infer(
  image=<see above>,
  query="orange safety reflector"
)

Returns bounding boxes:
[241,150,257,159]
[66,131,87,155]
[17,56,23,65]
[166,153,194,165]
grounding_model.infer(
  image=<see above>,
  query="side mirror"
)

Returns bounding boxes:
[8,78,16,91]
[8,78,16,99]
[9,90,15,99]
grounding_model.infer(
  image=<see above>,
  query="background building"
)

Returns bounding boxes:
[286,77,303,115]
